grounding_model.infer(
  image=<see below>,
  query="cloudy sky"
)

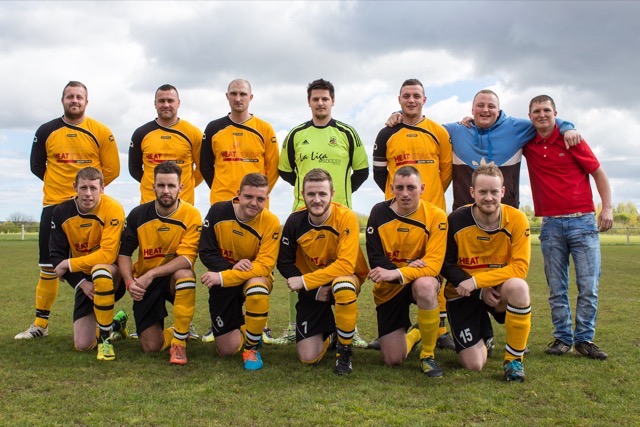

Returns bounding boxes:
[1,1,638,224]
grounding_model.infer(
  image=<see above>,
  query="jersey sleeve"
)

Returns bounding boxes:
[277,215,304,279]
[220,215,281,287]
[397,208,448,282]
[199,204,235,272]
[30,124,49,181]
[119,208,141,257]
[263,123,280,192]
[128,128,144,182]
[438,128,453,192]
[175,207,202,268]
[372,128,391,193]
[49,205,83,287]
[440,213,473,287]
[99,126,120,186]
[303,211,361,290]
[68,203,125,273]
[190,126,204,187]
[365,204,399,272]
[200,123,215,188]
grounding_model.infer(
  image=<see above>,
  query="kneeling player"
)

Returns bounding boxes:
[199,173,280,370]
[49,167,127,360]
[118,162,202,364]
[441,164,531,381]
[366,166,448,377]
[277,169,369,375]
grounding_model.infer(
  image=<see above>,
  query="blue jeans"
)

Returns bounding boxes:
[539,214,601,345]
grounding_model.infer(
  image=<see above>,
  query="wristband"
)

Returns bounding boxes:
[126,279,135,291]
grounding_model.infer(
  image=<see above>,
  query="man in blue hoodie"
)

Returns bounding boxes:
[386,89,580,210]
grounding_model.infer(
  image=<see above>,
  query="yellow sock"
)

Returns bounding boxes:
[405,327,421,356]
[91,266,114,340]
[437,286,447,337]
[504,305,531,362]
[161,328,174,351]
[34,267,58,328]
[333,278,358,346]
[417,307,440,359]
[244,282,270,349]
[171,278,196,347]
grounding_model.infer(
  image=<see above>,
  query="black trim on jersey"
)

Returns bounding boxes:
[277,209,308,279]
[49,199,88,288]
[199,200,236,272]
[441,206,477,287]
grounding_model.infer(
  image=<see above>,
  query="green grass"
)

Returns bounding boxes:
[1,241,639,426]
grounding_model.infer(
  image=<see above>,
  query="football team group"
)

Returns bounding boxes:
[15,78,612,382]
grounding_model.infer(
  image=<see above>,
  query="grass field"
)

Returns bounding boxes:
[2,240,639,426]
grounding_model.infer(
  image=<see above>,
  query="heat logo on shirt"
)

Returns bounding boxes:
[393,152,435,166]
[144,153,185,165]
[220,249,236,263]
[74,241,99,254]
[221,151,260,162]
[386,250,419,264]
[143,247,167,260]
[54,153,93,164]
[459,255,508,269]
[304,253,330,268]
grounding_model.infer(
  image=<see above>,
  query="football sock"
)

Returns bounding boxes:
[437,286,447,337]
[34,267,58,328]
[91,266,115,340]
[333,278,358,346]
[417,307,440,359]
[504,304,531,362]
[171,277,196,347]
[244,281,270,349]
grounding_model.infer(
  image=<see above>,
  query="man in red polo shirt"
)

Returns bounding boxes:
[524,95,613,360]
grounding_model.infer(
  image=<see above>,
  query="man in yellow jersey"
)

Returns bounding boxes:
[276,79,369,345]
[129,84,203,205]
[17,81,120,340]
[49,167,127,361]
[199,173,280,370]
[200,79,279,343]
[370,79,454,351]
[367,166,448,378]
[277,169,369,375]
[200,79,279,205]
[441,164,531,382]
[118,162,202,365]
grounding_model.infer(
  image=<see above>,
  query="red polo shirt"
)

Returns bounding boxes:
[524,125,600,217]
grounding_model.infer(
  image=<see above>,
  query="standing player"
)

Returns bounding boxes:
[118,162,202,365]
[17,81,120,340]
[372,78,453,350]
[525,95,612,360]
[441,164,532,382]
[277,169,369,375]
[200,78,279,343]
[199,173,280,370]
[277,78,369,345]
[49,167,127,360]
[129,84,203,205]
[366,166,448,377]
[200,79,279,205]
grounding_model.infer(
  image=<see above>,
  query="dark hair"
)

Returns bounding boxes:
[529,94,556,113]
[471,163,503,186]
[400,79,424,95]
[303,168,333,192]
[394,165,421,180]
[75,167,103,186]
[62,81,88,98]
[307,79,335,101]
[240,172,269,190]
[154,161,182,180]
[155,84,179,98]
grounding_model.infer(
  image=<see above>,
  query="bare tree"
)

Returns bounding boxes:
[7,212,35,225]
